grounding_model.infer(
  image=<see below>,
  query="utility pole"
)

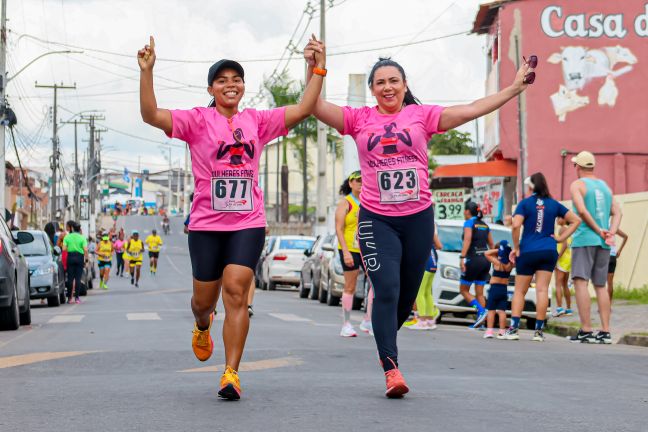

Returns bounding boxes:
[73,120,80,220]
[183,144,190,217]
[302,63,308,223]
[167,147,172,211]
[0,0,7,216]
[81,113,105,217]
[35,82,76,221]
[315,0,327,234]
[63,118,91,221]
[176,167,181,210]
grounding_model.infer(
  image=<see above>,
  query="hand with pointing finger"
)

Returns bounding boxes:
[137,36,156,71]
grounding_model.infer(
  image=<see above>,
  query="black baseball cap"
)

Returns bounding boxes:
[207,59,245,85]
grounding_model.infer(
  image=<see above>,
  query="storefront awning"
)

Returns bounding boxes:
[433,160,517,178]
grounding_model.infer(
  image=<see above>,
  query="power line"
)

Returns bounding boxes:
[13,27,471,63]
[95,123,184,148]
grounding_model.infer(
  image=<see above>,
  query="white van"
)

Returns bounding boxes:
[432,219,546,329]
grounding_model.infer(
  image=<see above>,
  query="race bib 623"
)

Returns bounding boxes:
[377,168,420,204]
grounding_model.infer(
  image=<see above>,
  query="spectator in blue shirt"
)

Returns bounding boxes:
[504,173,580,342]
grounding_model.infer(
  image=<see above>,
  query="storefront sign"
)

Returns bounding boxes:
[433,189,466,220]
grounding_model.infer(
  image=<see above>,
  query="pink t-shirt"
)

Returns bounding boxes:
[342,104,445,216]
[113,239,125,253]
[167,107,288,231]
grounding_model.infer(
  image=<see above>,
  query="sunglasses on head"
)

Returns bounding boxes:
[523,55,538,84]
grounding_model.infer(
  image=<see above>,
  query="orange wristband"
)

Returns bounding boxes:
[313,67,327,77]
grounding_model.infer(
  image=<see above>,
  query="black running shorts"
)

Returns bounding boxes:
[188,228,265,281]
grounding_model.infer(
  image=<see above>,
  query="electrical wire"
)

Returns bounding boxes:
[8,126,41,201]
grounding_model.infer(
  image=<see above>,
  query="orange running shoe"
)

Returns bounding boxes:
[191,313,214,362]
[218,366,241,400]
[383,358,409,398]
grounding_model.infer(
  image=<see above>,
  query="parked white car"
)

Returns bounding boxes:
[433,219,546,329]
[261,235,316,290]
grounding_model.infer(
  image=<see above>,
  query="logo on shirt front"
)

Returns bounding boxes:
[216,127,256,167]
[367,122,412,158]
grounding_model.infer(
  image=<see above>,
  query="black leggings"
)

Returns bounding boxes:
[358,205,434,371]
[66,252,84,299]
[115,253,125,275]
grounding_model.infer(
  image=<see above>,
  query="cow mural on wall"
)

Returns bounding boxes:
[547,45,638,121]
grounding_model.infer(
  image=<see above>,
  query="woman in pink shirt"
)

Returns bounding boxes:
[112,231,126,277]
[138,35,327,400]
[304,50,535,397]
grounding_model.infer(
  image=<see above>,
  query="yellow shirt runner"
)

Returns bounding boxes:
[125,238,145,265]
[145,234,163,253]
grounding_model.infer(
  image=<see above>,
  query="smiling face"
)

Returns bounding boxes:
[370,66,407,114]
[208,68,245,110]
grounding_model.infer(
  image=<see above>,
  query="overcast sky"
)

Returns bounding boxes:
[9,0,486,184]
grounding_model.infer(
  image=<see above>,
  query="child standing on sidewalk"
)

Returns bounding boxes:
[483,241,514,339]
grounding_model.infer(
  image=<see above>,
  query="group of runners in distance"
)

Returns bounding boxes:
[93,226,165,289]
[137,29,621,401]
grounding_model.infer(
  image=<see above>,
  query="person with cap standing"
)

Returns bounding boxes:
[138,35,326,400]
[97,234,114,290]
[504,172,581,341]
[482,241,514,339]
[124,230,144,287]
[568,151,622,344]
[335,170,367,337]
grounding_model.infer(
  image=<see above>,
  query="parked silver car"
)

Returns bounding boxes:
[318,237,365,309]
[260,236,316,290]
[0,225,32,331]
[298,234,335,300]
[18,230,66,307]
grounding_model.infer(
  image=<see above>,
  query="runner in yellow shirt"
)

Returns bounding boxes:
[124,230,144,287]
[97,235,114,290]
[145,229,163,275]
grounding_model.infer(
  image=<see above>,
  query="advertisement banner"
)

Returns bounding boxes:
[433,189,466,220]
[473,177,504,223]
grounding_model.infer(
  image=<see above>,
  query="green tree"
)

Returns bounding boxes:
[264,72,342,222]
[428,130,475,155]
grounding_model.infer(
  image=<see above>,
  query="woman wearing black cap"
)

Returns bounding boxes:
[138,35,326,400]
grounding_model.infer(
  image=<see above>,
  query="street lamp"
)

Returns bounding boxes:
[7,50,83,83]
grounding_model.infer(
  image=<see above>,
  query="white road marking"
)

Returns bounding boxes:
[268,313,312,322]
[126,313,161,321]
[48,315,85,323]
[165,254,183,275]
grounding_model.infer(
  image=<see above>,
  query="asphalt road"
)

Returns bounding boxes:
[1,216,647,432]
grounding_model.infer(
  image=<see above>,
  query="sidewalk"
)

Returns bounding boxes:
[548,300,648,346]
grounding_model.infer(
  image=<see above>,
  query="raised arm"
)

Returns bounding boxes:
[303,38,345,133]
[484,248,499,266]
[138,36,172,135]
[284,35,327,129]
[438,59,533,131]
[554,210,581,243]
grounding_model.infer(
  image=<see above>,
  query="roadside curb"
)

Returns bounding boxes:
[618,334,648,347]
[547,324,648,347]
[546,324,578,339]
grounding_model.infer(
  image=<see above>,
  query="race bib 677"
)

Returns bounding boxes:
[211,177,254,212]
